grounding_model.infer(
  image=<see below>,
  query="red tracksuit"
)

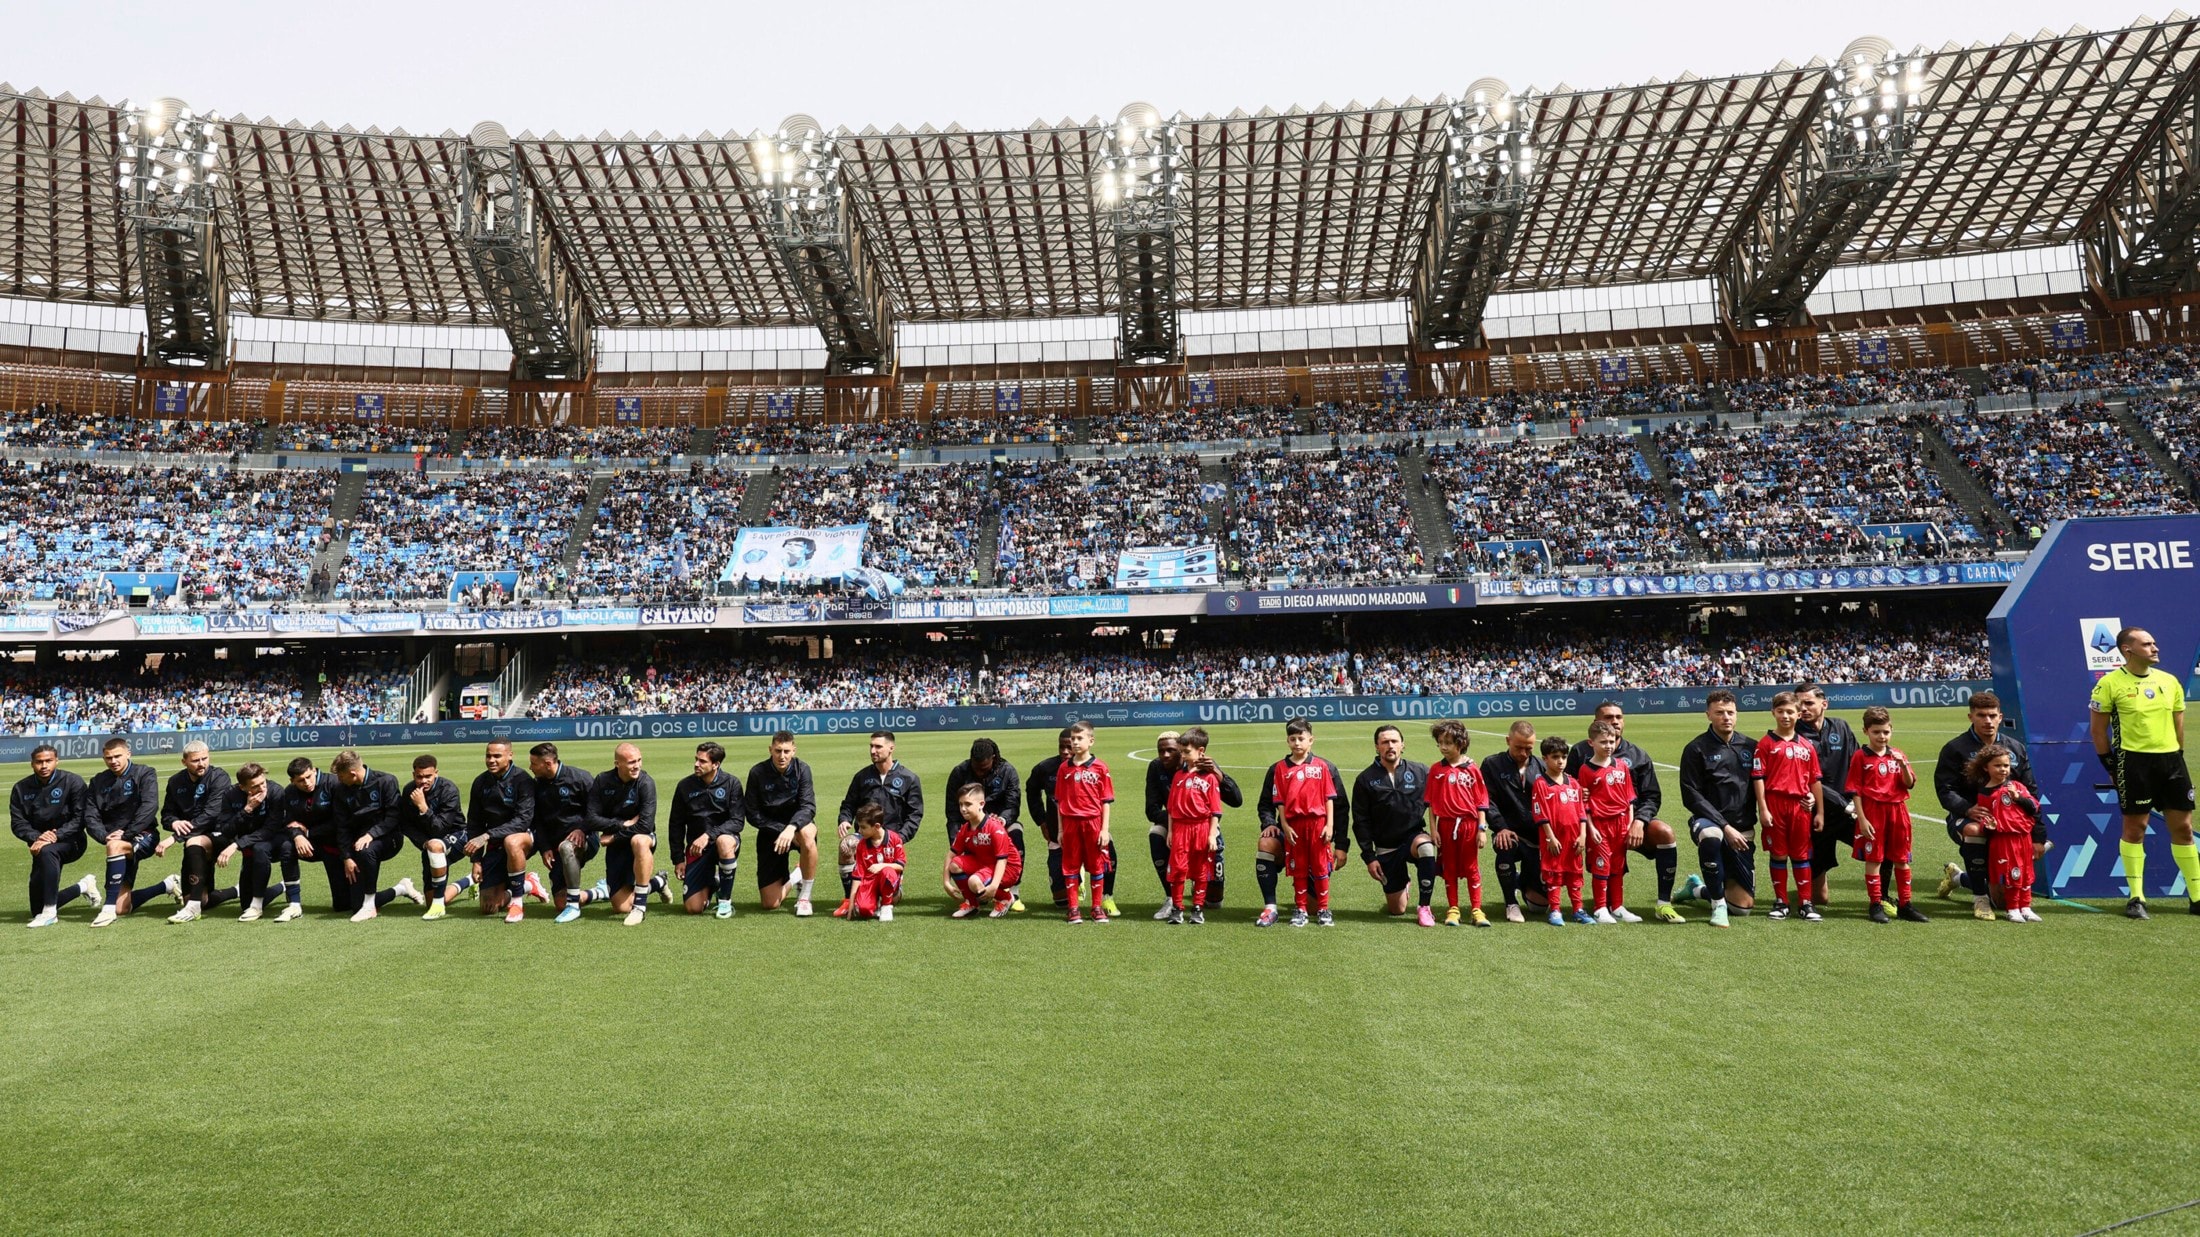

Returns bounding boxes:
[1845,747,1915,905]
[1167,765,1224,909]
[1425,758,1487,911]
[1054,757,1115,913]
[850,833,905,918]
[1531,774,1586,911]
[1580,757,1636,911]
[950,813,1023,907]
[1270,755,1338,912]
[1982,781,2039,911]
[1754,731,1821,905]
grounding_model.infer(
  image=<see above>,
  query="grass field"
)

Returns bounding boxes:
[6,707,2198,1235]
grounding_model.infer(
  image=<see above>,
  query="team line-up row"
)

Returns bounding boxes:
[8,685,2190,931]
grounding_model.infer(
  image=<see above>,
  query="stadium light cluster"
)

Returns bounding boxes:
[1821,36,1928,171]
[119,97,223,208]
[1443,77,1537,201]
[1094,104,1185,211]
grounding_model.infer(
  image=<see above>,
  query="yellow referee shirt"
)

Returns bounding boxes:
[2089,667,2187,754]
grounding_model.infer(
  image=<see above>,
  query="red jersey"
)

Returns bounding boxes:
[1531,774,1586,834]
[1424,759,1488,820]
[1752,732,1821,798]
[1270,756,1339,822]
[1054,757,1114,821]
[1579,757,1636,822]
[1843,747,1912,805]
[1981,782,2039,835]
[1167,766,1224,826]
[854,832,906,871]
[951,814,1017,870]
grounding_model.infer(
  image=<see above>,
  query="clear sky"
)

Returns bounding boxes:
[5,1,2155,136]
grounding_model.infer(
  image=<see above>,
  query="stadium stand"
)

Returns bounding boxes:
[2136,394,2200,486]
[1,657,329,735]
[461,423,692,460]
[338,471,591,603]
[760,463,991,589]
[717,421,928,456]
[1985,343,2197,394]
[525,646,978,715]
[1658,418,1980,562]
[0,461,333,608]
[1936,405,2198,533]
[992,456,1211,591]
[988,641,1355,702]
[267,420,452,455]
[1717,368,1971,413]
[0,408,256,454]
[1226,447,1423,586]
[1422,435,1688,571]
[572,469,747,601]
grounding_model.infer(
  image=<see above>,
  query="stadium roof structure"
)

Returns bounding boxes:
[3,15,2199,341]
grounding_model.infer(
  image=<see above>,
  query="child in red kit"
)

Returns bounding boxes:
[1845,706,1928,925]
[1968,744,2043,923]
[1531,736,1590,926]
[945,782,1022,919]
[1753,691,1826,922]
[1425,721,1491,927]
[1580,722,1641,923]
[1053,720,1115,924]
[1166,727,1225,924]
[848,803,905,922]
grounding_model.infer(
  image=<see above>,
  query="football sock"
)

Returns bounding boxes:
[1493,850,1520,905]
[1465,855,1482,910]
[1192,876,1208,909]
[102,854,128,907]
[1793,862,1812,906]
[1566,875,1583,911]
[1878,859,1894,897]
[1314,875,1330,912]
[505,867,527,903]
[1960,839,1990,897]
[715,860,737,902]
[1591,875,1609,909]
[1065,876,1082,911]
[426,852,449,901]
[1103,842,1119,894]
[181,847,207,901]
[646,873,668,896]
[1292,879,1308,912]
[1255,853,1280,906]
[2120,841,2147,899]
[797,876,815,900]
[206,885,236,909]
[1607,870,1624,909]
[2170,842,2200,898]
[1149,833,1170,889]
[1770,859,1789,906]
[1047,845,1067,904]
[453,874,476,893]
[1864,868,1885,904]
[1412,853,1437,908]
[840,864,855,898]
[374,888,397,908]
[1089,880,1104,913]
[54,876,83,908]
[130,881,167,908]
[1895,864,1913,905]
[1696,833,1727,900]
[1654,842,1677,901]
[1444,874,1460,909]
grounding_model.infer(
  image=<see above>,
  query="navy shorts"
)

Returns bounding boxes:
[1689,818,1757,895]
[601,833,655,892]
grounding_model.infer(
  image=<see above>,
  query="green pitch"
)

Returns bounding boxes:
[5,707,2197,1235]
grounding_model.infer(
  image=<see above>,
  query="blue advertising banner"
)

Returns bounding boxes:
[423,610,561,632]
[1478,562,2014,600]
[0,614,51,633]
[1857,337,1890,365]
[744,602,824,625]
[1380,367,1410,395]
[1208,584,1475,615]
[154,384,188,414]
[994,386,1022,414]
[205,612,272,633]
[1048,595,1132,617]
[1990,515,2200,899]
[354,393,384,421]
[1596,356,1630,383]
[134,614,207,635]
[613,395,642,424]
[0,681,1992,763]
[2049,320,2088,351]
[1188,375,1217,405]
[559,608,641,627]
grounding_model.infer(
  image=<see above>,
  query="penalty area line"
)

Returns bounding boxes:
[2071,1197,2200,1236]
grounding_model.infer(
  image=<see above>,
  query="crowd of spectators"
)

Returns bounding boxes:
[1717,368,1970,414]
[1937,405,2196,534]
[1987,344,2196,395]
[1227,447,1422,586]
[0,461,332,607]
[987,642,1353,702]
[992,456,1211,591]
[338,471,589,602]
[717,420,929,456]
[2137,394,2200,489]
[1424,435,1687,571]
[0,407,256,455]
[0,657,333,735]
[571,468,747,602]
[1352,610,1989,695]
[525,646,977,716]
[1658,418,1978,563]
[1087,405,1301,444]
[267,419,452,454]
[315,657,410,724]
[926,416,1065,445]
[462,422,694,460]
[762,463,991,588]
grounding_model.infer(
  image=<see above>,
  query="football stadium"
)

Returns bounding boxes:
[5,5,2200,1232]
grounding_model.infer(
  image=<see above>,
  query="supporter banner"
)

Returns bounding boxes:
[559,607,641,627]
[724,525,867,586]
[0,614,51,633]
[1477,562,2016,600]
[273,612,341,634]
[205,612,271,633]
[975,597,1048,618]
[894,599,975,620]
[640,605,720,628]
[423,610,560,632]
[0,680,1991,763]
[1049,594,1131,617]
[135,615,207,635]
[744,602,823,624]
[825,599,893,622]
[450,570,520,601]
[55,610,126,634]
[1114,544,1220,590]
[1207,584,1475,615]
[338,612,421,634]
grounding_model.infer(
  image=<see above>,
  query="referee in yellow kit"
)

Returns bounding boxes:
[2089,626,2197,919]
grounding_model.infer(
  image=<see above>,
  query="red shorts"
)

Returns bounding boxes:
[1283,816,1332,879]
[1059,815,1109,877]
[1434,815,1480,877]
[1587,814,1631,878]
[1851,799,1913,864]
[952,852,1023,893]
[1988,831,2035,892]
[851,869,901,917]
[1167,819,1216,885]
[1762,793,1813,860]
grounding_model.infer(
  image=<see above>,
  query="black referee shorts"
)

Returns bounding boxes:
[2114,749,2197,817]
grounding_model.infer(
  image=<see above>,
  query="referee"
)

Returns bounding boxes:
[2088,626,2197,919]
